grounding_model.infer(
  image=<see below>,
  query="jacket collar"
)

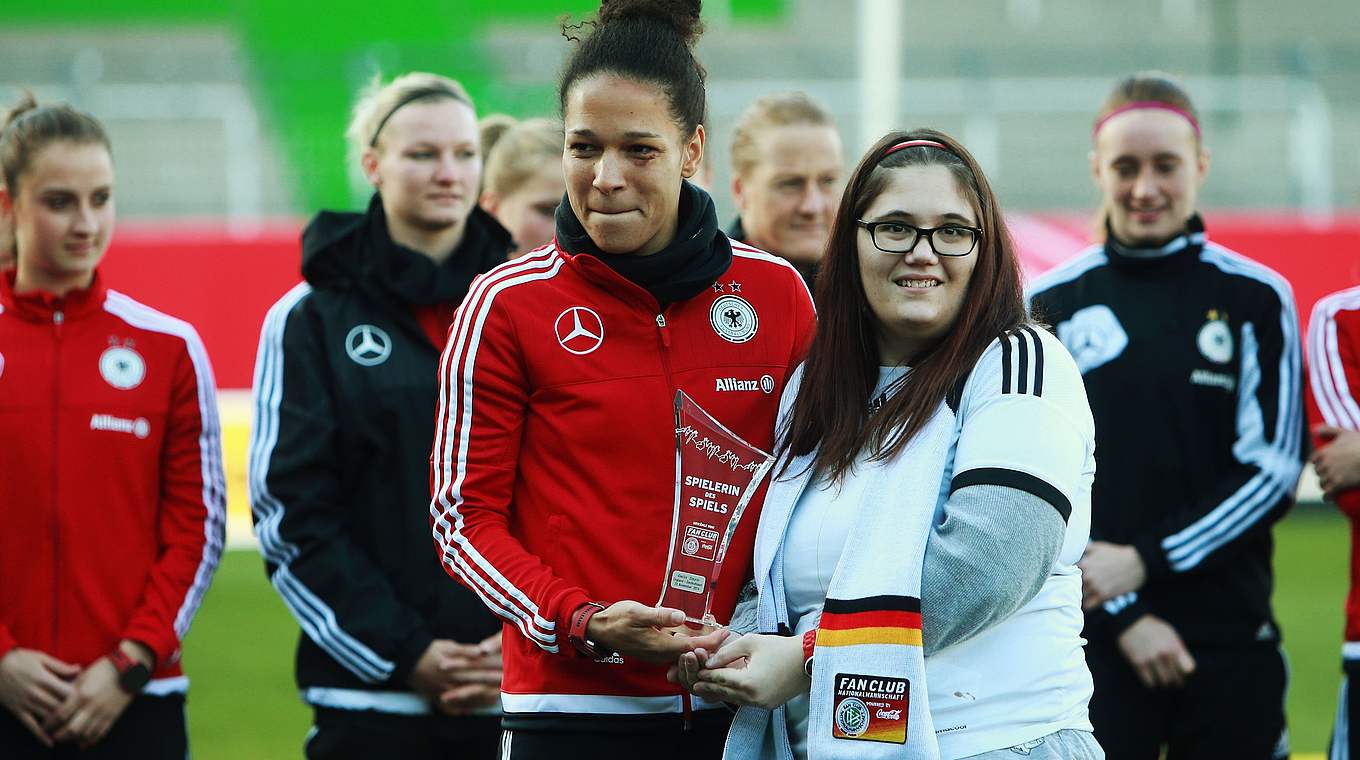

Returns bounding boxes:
[726,216,747,244]
[553,245,661,312]
[0,268,107,323]
[1104,213,1207,272]
[553,181,732,308]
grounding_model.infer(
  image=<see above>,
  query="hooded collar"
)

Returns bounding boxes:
[554,181,732,307]
[300,193,511,308]
[0,268,107,323]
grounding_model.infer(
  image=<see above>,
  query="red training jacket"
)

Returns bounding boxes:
[430,239,815,716]
[0,270,225,690]
[1306,283,1360,648]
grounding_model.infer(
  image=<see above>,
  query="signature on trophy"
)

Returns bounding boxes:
[675,425,761,473]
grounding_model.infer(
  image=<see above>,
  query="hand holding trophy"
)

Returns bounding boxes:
[580,391,773,664]
[659,391,775,626]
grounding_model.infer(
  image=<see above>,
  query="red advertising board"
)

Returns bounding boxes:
[97,212,1360,390]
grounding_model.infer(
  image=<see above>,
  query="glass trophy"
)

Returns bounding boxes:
[658,390,775,627]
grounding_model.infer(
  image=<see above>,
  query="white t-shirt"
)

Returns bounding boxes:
[780,330,1096,758]
[929,328,1096,757]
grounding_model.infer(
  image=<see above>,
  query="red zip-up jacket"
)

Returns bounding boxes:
[0,270,225,690]
[430,239,814,717]
[1307,284,1360,650]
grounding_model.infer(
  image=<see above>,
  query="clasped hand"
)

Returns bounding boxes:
[667,630,809,711]
[409,631,505,716]
[0,644,146,749]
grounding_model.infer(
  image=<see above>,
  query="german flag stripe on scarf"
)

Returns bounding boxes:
[816,595,923,648]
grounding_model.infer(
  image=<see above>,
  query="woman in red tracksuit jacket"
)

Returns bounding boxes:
[428,1,815,757]
[0,94,225,758]
[1307,285,1360,758]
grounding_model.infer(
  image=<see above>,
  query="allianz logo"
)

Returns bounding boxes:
[90,413,150,439]
[716,374,775,394]
[1190,369,1235,393]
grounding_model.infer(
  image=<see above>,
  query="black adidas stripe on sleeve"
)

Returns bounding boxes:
[999,328,1045,398]
[950,467,1072,523]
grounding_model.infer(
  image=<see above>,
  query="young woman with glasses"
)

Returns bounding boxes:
[675,129,1102,760]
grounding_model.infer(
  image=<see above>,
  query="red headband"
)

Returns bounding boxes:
[1092,101,1201,140]
[882,139,949,159]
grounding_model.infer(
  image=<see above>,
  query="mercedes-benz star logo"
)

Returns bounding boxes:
[554,307,605,355]
[345,324,392,366]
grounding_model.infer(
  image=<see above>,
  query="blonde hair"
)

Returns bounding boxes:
[344,72,473,162]
[482,117,564,198]
[729,91,834,178]
[1095,70,1200,146]
[478,114,518,163]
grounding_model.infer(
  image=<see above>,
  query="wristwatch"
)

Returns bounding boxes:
[108,647,152,694]
[568,602,615,660]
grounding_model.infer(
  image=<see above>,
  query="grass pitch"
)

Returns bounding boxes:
[180,506,1349,757]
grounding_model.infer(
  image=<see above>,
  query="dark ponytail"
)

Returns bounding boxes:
[558,0,707,136]
[1,90,111,195]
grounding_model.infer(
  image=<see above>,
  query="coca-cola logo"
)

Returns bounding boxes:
[876,709,902,720]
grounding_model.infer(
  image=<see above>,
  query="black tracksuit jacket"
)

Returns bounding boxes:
[250,197,510,700]
[1027,216,1306,647]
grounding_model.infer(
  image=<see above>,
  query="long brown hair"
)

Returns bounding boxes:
[1,90,111,196]
[782,128,1026,482]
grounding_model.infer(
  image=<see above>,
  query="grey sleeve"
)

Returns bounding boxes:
[921,483,1066,655]
[728,579,760,635]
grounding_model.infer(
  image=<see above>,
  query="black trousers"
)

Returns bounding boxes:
[1329,658,1360,760]
[0,693,187,759]
[1086,637,1287,760]
[501,709,731,760]
[304,707,502,760]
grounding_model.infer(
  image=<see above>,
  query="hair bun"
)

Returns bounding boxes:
[598,0,703,46]
[2,90,39,133]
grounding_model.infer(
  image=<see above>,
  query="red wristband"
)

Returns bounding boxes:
[802,629,817,676]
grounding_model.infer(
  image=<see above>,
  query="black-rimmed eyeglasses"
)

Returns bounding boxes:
[856,220,982,257]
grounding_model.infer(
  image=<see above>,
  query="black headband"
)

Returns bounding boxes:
[367,86,467,148]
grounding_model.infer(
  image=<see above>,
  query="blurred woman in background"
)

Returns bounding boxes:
[0,192,11,269]
[727,91,843,290]
[478,116,564,258]
[1028,71,1303,759]
[0,92,225,758]
[249,71,510,759]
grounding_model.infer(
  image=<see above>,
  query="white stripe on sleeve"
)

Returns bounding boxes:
[1160,248,1303,571]
[1310,287,1360,430]
[430,252,564,652]
[103,291,226,642]
[247,283,396,683]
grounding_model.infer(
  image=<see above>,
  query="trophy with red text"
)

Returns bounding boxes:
[659,390,775,626]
